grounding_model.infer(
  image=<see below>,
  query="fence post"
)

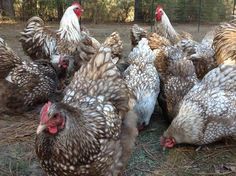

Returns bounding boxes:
[151,0,154,32]
[197,0,202,32]
[233,0,236,16]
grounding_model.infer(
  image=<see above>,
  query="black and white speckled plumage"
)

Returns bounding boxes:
[0,37,59,111]
[20,4,100,73]
[35,47,138,176]
[163,64,236,145]
[124,38,160,127]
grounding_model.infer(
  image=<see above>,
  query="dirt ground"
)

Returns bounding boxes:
[0,22,236,176]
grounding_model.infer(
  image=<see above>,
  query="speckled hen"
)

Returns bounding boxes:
[0,37,59,112]
[124,38,160,129]
[35,47,138,176]
[158,46,199,121]
[161,64,236,148]
[178,30,217,79]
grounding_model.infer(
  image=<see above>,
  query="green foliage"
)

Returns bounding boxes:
[12,0,235,23]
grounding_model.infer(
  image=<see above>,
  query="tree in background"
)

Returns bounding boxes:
[0,0,15,17]
[0,0,235,23]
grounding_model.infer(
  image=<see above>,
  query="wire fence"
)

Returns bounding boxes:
[11,0,236,27]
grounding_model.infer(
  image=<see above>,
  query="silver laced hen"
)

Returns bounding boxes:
[124,38,160,129]
[35,47,138,176]
[161,64,236,148]
[0,37,59,113]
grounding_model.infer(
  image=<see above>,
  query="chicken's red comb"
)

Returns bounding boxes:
[40,101,52,123]
[156,5,163,11]
[72,2,81,7]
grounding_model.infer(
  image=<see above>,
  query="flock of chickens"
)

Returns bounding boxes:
[0,2,236,176]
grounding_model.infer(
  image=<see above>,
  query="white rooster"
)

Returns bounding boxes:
[20,2,100,73]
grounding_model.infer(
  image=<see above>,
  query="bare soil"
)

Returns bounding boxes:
[0,22,236,176]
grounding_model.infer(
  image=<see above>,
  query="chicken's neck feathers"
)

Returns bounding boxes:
[58,7,81,42]
[157,11,179,43]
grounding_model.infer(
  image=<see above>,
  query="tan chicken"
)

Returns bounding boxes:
[178,30,217,79]
[35,47,138,176]
[155,5,192,44]
[213,21,236,65]
[161,64,236,148]
[130,24,171,69]
[20,2,100,73]
[0,37,60,113]
[124,38,160,129]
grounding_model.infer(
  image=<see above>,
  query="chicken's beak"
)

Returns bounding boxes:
[37,124,47,134]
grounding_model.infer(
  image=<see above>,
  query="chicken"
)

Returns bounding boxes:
[161,64,236,148]
[35,47,138,176]
[130,24,172,70]
[124,38,160,129]
[178,30,217,79]
[157,46,199,121]
[20,2,100,73]
[155,5,192,44]
[213,21,236,65]
[0,37,60,112]
[130,24,147,48]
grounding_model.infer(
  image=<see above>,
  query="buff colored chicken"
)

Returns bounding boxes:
[213,21,236,65]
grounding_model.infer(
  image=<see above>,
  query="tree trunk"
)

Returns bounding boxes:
[134,0,143,21]
[56,1,64,20]
[0,0,15,17]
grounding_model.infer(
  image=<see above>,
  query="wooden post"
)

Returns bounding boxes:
[151,0,154,32]
[233,0,236,16]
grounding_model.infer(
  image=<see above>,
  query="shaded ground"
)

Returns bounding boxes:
[0,22,236,176]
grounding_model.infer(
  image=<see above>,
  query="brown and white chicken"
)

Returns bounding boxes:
[0,37,59,112]
[157,46,199,121]
[20,2,100,73]
[155,5,192,44]
[161,64,236,148]
[124,38,160,129]
[178,29,217,79]
[35,47,138,176]
[213,21,236,65]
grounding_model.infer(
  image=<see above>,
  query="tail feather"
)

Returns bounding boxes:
[20,16,57,59]
[0,37,22,78]
[64,47,130,113]
[130,24,147,48]
[128,38,155,65]
[168,59,197,78]
[103,32,123,63]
